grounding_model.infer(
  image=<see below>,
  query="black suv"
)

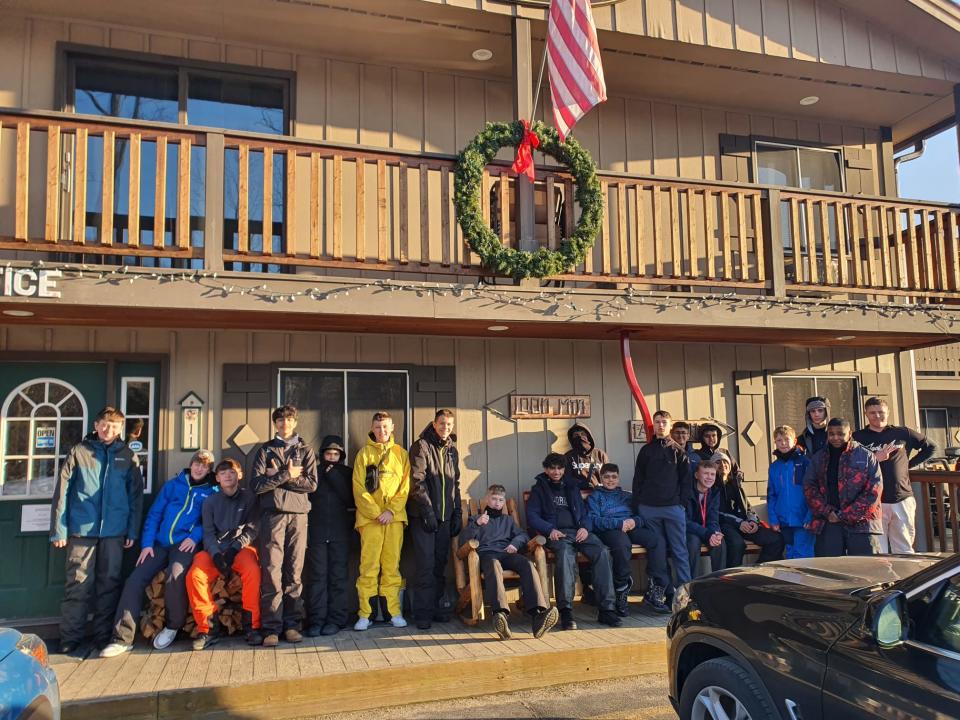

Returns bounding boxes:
[668,553,960,719]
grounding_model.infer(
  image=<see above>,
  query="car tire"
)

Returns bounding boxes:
[679,656,779,720]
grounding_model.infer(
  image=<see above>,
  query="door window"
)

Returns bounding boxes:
[121,377,155,492]
[0,379,88,498]
[278,369,410,458]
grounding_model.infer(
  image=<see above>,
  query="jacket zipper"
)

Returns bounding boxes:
[439,446,447,520]
[169,482,193,545]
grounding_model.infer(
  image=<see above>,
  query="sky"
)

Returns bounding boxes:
[896,126,960,204]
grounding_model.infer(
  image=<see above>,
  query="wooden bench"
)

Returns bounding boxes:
[451,497,548,626]
[520,489,761,598]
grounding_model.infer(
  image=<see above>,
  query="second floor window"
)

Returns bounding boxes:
[755,141,843,192]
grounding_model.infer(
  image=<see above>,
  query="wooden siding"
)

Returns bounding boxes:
[0,324,904,502]
[916,344,960,373]
[422,0,960,82]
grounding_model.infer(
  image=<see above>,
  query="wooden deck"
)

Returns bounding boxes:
[53,601,668,720]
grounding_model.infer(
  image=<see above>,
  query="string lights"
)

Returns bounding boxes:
[13,260,960,335]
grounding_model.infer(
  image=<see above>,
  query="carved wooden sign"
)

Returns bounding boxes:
[509,394,591,419]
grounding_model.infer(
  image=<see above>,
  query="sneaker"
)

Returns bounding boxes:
[493,611,512,640]
[644,583,672,615]
[321,623,340,636]
[390,615,408,628]
[99,642,132,658]
[559,608,577,631]
[597,609,623,627]
[262,634,279,647]
[192,633,218,651]
[532,607,559,639]
[615,578,633,617]
[305,625,324,638]
[153,627,177,650]
[283,628,303,643]
[354,617,371,631]
[246,630,264,646]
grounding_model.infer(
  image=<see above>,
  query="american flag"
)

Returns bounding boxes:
[546,0,607,141]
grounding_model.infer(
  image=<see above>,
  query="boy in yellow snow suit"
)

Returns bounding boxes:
[352,411,410,630]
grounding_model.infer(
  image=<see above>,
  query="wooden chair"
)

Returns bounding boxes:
[451,496,548,626]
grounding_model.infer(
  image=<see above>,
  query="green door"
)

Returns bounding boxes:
[0,362,107,622]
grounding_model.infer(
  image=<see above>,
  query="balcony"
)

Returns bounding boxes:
[2,108,959,304]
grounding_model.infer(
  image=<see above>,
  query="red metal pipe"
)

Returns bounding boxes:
[620,330,654,442]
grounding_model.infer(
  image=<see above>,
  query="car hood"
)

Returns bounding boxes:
[0,627,22,661]
[717,554,944,593]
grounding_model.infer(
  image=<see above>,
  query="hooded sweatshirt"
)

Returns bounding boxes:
[408,423,461,523]
[352,433,410,528]
[563,423,609,490]
[526,472,590,535]
[308,435,355,541]
[632,437,692,509]
[798,396,831,457]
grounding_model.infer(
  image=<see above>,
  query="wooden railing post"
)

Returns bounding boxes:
[511,18,537,260]
[762,188,786,297]
[204,132,225,273]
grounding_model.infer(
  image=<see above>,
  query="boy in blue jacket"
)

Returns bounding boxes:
[685,460,724,578]
[526,452,619,630]
[101,450,217,657]
[586,464,670,615]
[768,425,814,559]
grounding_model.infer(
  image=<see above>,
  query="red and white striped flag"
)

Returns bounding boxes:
[547,0,607,141]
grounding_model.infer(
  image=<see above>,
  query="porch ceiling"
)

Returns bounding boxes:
[0,269,956,350]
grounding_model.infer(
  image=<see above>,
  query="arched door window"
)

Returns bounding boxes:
[0,379,88,498]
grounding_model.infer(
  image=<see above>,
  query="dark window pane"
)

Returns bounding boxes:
[187,74,285,134]
[921,409,949,455]
[33,404,58,419]
[31,458,57,496]
[799,149,843,192]
[816,378,859,427]
[59,421,84,455]
[125,381,151,416]
[2,459,27,496]
[757,145,799,187]
[23,383,45,404]
[4,420,29,456]
[60,395,84,418]
[771,377,817,431]
[346,373,407,459]
[48,383,70,405]
[8,393,33,417]
[75,63,178,122]
[279,372,345,454]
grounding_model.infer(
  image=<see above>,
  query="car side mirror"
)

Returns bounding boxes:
[869,590,907,648]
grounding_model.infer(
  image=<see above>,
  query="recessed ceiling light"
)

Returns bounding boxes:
[488,325,509,332]
[2,309,34,317]
[472,48,493,62]
[799,95,820,106]
[836,335,856,341]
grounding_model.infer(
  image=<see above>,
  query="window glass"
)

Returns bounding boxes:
[121,378,154,492]
[346,373,407,459]
[75,63,179,122]
[770,375,860,433]
[921,409,949,455]
[187,74,285,134]
[916,575,960,654]
[799,148,843,192]
[757,145,799,187]
[279,371,345,454]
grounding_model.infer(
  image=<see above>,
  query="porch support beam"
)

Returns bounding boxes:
[512,18,537,257]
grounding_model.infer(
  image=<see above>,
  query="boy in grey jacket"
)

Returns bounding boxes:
[459,485,558,640]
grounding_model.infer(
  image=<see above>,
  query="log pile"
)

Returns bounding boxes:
[140,571,246,638]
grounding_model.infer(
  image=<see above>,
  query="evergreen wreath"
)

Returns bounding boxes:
[453,120,603,280]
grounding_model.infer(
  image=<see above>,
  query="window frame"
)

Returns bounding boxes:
[120,376,156,494]
[0,377,89,500]
[752,139,846,193]
[767,372,863,439]
[276,367,412,459]
[57,42,295,134]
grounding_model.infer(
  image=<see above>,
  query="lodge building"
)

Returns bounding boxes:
[0,0,959,629]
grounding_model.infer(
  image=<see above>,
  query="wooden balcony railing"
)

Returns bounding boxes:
[1,108,958,301]
[911,471,960,553]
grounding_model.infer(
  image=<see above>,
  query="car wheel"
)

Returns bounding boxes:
[679,657,779,720]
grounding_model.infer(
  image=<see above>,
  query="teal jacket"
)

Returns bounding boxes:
[50,434,144,543]
[141,470,217,549]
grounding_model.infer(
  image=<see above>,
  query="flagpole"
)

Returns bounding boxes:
[530,40,549,124]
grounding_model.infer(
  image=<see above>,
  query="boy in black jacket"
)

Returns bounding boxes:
[632,410,692,597]
[459,484,558,640]
[252,405,319,647]
[526,453,620,630]
[305,435,354,637]
[407,409,462,629]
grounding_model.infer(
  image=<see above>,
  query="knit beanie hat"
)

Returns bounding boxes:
[709,449,732,464]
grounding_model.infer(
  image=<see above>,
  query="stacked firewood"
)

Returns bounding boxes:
[140,571,246,638]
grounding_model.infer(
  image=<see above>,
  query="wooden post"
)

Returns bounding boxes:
[762,188,786,297]
[879,127,897,198]
[512,18,537,259]
[203,133,225,273]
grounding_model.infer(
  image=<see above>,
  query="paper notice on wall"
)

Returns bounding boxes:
[21,504,51,533]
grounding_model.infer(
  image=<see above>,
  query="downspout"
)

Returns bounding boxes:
[620,331,654,442]
[894,140,926,171]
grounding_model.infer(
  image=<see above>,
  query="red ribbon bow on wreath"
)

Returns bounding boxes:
[511,119,540,181]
